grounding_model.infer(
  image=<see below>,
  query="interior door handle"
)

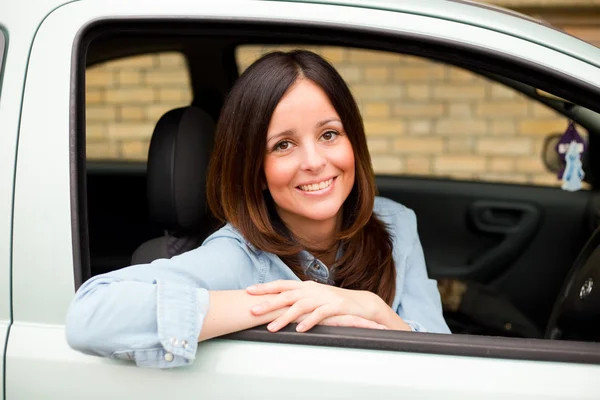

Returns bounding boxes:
[471,202,538,235]
[449,201,541,282]
[479,208,521,229]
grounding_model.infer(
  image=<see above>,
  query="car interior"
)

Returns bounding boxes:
[80,21,600,345]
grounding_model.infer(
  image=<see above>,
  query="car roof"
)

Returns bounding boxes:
[277,0,600,68]
[3,0,600,68]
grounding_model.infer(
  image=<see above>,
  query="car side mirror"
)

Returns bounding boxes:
[542,133,590,184]
[542,134,563,174]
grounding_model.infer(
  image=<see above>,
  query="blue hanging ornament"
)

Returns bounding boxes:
[555,121,585,191]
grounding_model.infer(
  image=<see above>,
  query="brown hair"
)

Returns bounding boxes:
[207,50,396,305]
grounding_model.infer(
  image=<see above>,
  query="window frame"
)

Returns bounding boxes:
[0,27,6,99]
[73,19,600,366]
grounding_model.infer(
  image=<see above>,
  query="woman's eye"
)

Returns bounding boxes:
[275,141,291,151]
[321,130,339,141]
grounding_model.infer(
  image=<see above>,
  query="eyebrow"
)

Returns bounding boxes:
[266,129,295,146]
[266,118,342,145]
[316,118,342,128]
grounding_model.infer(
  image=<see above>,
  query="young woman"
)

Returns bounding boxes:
[66,50,450,369]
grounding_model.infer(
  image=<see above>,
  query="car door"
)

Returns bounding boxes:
[5,1,600,399]
[378,169,591,336]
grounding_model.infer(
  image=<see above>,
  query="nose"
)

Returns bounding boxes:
[300,143,326,173]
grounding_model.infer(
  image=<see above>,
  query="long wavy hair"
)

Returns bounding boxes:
[207,50,396,305]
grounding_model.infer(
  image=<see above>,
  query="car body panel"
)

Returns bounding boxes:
[4,0,600,397]
[7,324,600,399]
[0,0,78,373]
[3,0,600,68]
[281,0,600,69]
[0,21,14,400]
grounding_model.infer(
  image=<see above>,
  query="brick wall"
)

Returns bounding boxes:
[86,6,597,187]
[86,53,192,160]
[238,46,579,186]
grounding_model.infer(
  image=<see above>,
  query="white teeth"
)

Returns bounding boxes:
[299,178,333,192]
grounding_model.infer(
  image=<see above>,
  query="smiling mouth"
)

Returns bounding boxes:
[298,178,334,192]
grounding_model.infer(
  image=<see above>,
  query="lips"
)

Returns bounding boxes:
[298,177,334,192]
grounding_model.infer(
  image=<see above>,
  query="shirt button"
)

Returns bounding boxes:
[164,353,174,362]
[181,340,189,349]
[170,337,179,346]
[312,262,320,270]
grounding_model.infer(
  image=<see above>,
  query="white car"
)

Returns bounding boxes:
[1,0,600,398]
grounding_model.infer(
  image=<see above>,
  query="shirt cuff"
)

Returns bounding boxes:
[134,281,209,368]
[404,319,428,333]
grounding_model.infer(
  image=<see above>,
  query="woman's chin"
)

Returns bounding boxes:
[275,196,346,225]
[296,205,342,222]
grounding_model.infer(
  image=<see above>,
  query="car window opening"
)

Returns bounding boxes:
[73,21,600,367]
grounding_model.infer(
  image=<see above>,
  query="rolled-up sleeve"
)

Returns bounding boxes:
[65,235,259,368]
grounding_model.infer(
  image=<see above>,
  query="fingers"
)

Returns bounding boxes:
[296,303,388,332]
[295,303,340,332]
[266,312,387,333]
[294,313,308,324]
[247,280,307,295]
[267,298,319,332]
[251,290,301,316]
[319,315,388,330]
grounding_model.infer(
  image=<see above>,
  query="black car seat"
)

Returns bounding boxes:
[131,105,217,265]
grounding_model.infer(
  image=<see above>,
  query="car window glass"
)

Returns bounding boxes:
[86,52,192,161]
[236,45,586,188]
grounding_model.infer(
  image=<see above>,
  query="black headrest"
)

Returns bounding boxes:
[147,106,215,233]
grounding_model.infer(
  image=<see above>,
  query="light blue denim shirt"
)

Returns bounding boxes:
[66,197,450,369]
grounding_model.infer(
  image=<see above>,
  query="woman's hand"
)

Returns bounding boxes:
[297,314,388,330]
[247,280,402,332]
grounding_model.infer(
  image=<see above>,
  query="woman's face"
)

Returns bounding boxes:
[264,78,355,233]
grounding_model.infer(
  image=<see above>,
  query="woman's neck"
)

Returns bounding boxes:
[293,219,338,249]
[294,221,340,266]
[278,209,342,252]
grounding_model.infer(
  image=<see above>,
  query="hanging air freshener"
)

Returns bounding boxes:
[555,121,586,192]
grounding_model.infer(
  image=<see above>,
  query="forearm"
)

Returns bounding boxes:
[198,290,286,341]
